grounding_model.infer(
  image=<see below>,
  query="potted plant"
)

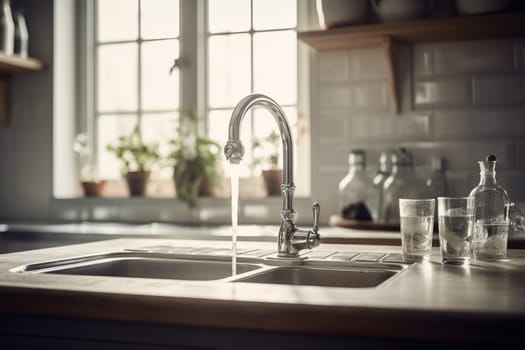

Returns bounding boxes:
[252,130,282,196]
[170,111,222,208]
[107,127,160,197]
[73,133,106,197]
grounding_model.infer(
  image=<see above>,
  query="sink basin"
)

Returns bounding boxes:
[13,248,408,287]
[16,252,262,281]
[235,265,401,288]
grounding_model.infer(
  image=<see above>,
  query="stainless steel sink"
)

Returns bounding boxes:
[12,248,409,288]
[234,264,400,288]
[15,252,262,281]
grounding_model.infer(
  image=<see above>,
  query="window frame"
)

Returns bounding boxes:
[73,0,312,214]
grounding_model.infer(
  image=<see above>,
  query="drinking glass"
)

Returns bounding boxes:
[437,197,475,264]
[399,199,435,261]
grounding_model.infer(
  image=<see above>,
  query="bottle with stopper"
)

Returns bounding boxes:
[469,154,511,260]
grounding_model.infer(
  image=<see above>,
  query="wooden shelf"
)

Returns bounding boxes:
[298,12,525,50]
[0,52,44,72]
[299,12,525,114]
[0,53,44,127]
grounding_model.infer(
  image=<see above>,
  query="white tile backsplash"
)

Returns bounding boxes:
[353,81,389,111]
[515,139,525,169]
[473,74,525,105]
[314,39,525,210]
[413,44,433,77]
[319,84,353,109]
[318,51,350,82]
[434,108,525,139]
[350,47,388,80]
[401,141,514,170]
[317,112,349,142]
[348,113,431,142]
[433,39,514,75]
[514,38,525,71]
[414,77,471,107]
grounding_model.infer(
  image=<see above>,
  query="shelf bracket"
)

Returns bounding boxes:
[382,36,400,115]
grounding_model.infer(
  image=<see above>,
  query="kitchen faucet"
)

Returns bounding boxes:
[224,94,321,259]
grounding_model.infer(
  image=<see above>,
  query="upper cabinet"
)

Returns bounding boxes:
[298,12,525,113]
[0,53,44,127]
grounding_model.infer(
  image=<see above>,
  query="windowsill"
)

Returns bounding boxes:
[50,195,315,226]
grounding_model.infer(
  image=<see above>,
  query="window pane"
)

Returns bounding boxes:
[252,107,297,173]
[97,115,137,179]
[253,107,297,140]
[208,34,251,108]
[141,40,180,110]
[253,31,297,105]
[253,0,296,30]
[208,0,250,33]
[141,0,179,39]
[97,43,138,112]
[142,112,178,178]
[97,0,138,42]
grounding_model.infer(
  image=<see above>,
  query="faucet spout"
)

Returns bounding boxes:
[225,94,320,258]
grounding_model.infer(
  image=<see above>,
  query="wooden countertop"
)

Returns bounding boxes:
[1,238,525,344]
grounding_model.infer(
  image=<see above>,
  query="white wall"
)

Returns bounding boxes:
[311,39,525,222]
[0,0,54,220]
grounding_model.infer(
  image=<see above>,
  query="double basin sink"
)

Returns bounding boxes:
[12,245,409,288]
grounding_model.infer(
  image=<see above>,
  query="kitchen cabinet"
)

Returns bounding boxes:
[0,52,44,127]
[298,12,525,113]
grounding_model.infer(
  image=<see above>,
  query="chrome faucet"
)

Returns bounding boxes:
[224,94,321,259]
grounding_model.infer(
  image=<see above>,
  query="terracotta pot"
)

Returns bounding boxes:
[198,180,215,197]
[81,181,106,197]
[126,171,150,196]
[262,169,283,196]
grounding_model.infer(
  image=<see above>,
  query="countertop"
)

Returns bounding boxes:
[3,221,525,247]
[1,237,525,344]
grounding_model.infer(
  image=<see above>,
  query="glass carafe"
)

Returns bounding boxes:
[338,150,378,221]
[469,155,510,260]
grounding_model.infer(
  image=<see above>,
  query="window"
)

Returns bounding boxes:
[94,0,180,180]
[86,0,307,198]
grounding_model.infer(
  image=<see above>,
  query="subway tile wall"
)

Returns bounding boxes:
[312,39,525,221]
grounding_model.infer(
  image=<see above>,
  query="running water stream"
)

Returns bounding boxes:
[230,164,240,276]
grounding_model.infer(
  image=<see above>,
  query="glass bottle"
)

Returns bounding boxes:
[373,150,392,222]
[0,0,14,55]
[338,150,378,221]
[382,148,424,223]
[426,156,447,198]
[469,154,511,260]
[13,9,28,58]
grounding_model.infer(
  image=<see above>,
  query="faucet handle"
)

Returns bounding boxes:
[307,202,321,249]
[312,202,320,232]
